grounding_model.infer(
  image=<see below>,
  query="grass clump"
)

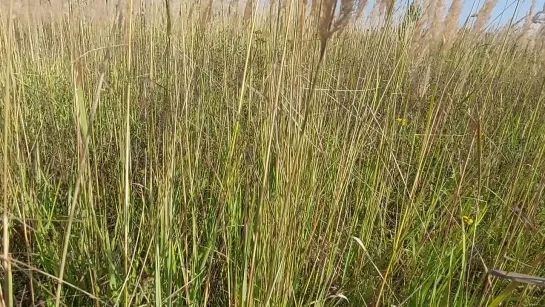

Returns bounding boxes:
[2,0,545,306]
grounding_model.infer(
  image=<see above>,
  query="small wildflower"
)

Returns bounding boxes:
[396,117,407,126]
[463,215,474,226]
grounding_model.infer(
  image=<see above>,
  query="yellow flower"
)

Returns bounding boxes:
[396,117,407,126]
[463,215,474,226]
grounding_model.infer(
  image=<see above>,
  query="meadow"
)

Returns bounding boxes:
[2,0,545,306]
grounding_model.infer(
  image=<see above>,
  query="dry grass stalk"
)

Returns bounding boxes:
[228,0,240,16]
[3,1,14,306]
[298,0,308,37]
[443,0,463,49]
[139,0,146,24]
[269,0,278,10]
[243,0,254,24]
[164,0,172,43]
[200,0,213,26]
[473,0,498,33]
[188,1,199,19]
[418,64,431,99]
[311,0,321,21]
[538,29,545,59]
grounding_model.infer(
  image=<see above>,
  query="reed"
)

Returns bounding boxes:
[2,1,545,306]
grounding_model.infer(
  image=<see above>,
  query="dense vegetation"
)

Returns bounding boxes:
[2,0,545,306]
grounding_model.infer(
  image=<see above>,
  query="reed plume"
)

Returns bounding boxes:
[301,0,355,133]
[473,0,498,33]
[443,0,463,49]
[429,0,446,44]
[322,0,354,39]
[409,0,428,55]
[243,0,254,23]
[519,0,537,48]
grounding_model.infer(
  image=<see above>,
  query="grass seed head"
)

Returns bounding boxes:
[318,0,355,47]
[473,0,498,33]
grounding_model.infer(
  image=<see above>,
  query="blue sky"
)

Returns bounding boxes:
[360,0,545,27]
[477,0,545,25]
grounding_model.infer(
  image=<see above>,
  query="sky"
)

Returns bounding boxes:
[479,0,545,26]
[361,0,545,27]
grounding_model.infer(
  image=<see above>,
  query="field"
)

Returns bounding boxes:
[2,0,545,306]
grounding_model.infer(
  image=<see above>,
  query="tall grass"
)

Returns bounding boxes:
[2,0,545,306]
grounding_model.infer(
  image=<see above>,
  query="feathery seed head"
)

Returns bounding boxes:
[318,0,355,46]
[473,0,498,33]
